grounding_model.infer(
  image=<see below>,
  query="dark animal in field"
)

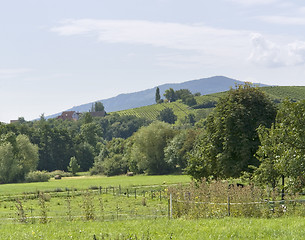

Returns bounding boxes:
[228,183,244,189]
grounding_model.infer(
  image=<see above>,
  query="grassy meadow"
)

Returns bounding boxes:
[1,217,305,239]
[1,174,305,239]
[0,174,191,195]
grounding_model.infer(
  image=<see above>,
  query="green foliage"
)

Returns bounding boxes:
[90,138,128,176]
[48,170,73,178]
[164,129,199,172]
[0,142,20,183]
[99,114,151,140]
[262,86,305,103]
[25,171,51,183]
[82,112,93,124]
[157,107,177,124]
[80,122,102,147]
[67,156,80,175]
[175,89,197,106]
[0,134,39,183]
[164,88,177,102]
[130,121,176,174]
[76,142,95,171]
[187,84,277,180]
[94,101,105,112]
[115,101,192,123]
[155,87,161,103]
[253,99,305,192]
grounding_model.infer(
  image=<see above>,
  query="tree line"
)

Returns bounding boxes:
[2,84,305,193]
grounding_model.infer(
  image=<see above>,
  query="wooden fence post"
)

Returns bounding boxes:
[169,193,173,219]
[227,196,230,216]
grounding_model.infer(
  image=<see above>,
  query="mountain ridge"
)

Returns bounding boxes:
[47,76,267,119]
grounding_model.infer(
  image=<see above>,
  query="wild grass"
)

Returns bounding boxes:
[169,180,305,219]
[1,217,305,239]
[3,175,305,239]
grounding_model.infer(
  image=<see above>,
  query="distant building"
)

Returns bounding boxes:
[57,111,80,121]
[89,110,106,118]
[10,120,19,124]
[57,110,106,121]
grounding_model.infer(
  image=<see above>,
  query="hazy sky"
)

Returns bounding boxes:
[1,0,305,123]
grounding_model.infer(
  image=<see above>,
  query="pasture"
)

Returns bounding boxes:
[1,174,305,239]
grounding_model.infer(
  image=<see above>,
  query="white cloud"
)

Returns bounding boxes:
[248,33,305,67]
[0,68,33,79]
[228,0,278,6]
[51,19,249,58]
[258,16,305,25]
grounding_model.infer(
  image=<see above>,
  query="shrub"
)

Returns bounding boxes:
[48,170,73,178]
[25,171,50,183]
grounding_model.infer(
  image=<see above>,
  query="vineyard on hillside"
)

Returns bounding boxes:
[114,101,195,122]
[110,87,305,122]
[262,86,305,102]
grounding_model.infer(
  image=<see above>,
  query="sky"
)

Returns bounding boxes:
[1,0,305,123]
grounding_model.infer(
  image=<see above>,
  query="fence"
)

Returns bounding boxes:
[168,180,305,219]
[0,184,172,224]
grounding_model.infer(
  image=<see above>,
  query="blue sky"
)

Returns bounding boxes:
[1,0,305,123]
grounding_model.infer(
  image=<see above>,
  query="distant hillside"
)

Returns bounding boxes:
[114,86,305,123]
[261,86,305,102]
[47,76,264,119]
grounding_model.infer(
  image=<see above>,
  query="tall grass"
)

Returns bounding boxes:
[169,180,305,219]
[1,217,305,239]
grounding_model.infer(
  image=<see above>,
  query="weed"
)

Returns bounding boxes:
[38,192,48,224]
[15,199,27,223]
[81,191,95,221]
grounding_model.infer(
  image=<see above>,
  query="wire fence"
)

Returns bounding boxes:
[0,185,173,224]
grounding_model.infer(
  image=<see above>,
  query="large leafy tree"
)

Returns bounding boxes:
[164,129,199,172]
[187,83,277,180]
[130,121,176,174]
[164,88,177,102]
[157,108,177,124]
[91,138,128,176]
[254,100,305,191]
[0,133,39,183]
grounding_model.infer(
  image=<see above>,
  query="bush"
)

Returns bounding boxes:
[25,171,50,183]
[48,170,73,178]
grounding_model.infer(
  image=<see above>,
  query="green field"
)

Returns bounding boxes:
[2,174,305,239]
[114,101,194,122]
[0,174,191,196]
[0,175,305,240]
[112,86,305,122]
[1,216,305,239]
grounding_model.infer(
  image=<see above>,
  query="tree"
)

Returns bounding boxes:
[157,108,177,124]
[164,88,177,102]
[68,156,80,175]
[99,114,151,140]
[94,102,105,112]
[0,142,19,183]
[76,142,95,171]
[253,100,305,192]
[82,112,93,124]
[155,87,161,103]
[90,138,128,176]
[80,122,103,147]
[164,129,198,172]
[130,121,176,174]
[187,83,277,180]
[0,134,39,183]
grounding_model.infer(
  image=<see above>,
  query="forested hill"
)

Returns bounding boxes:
[47,76,265,119]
